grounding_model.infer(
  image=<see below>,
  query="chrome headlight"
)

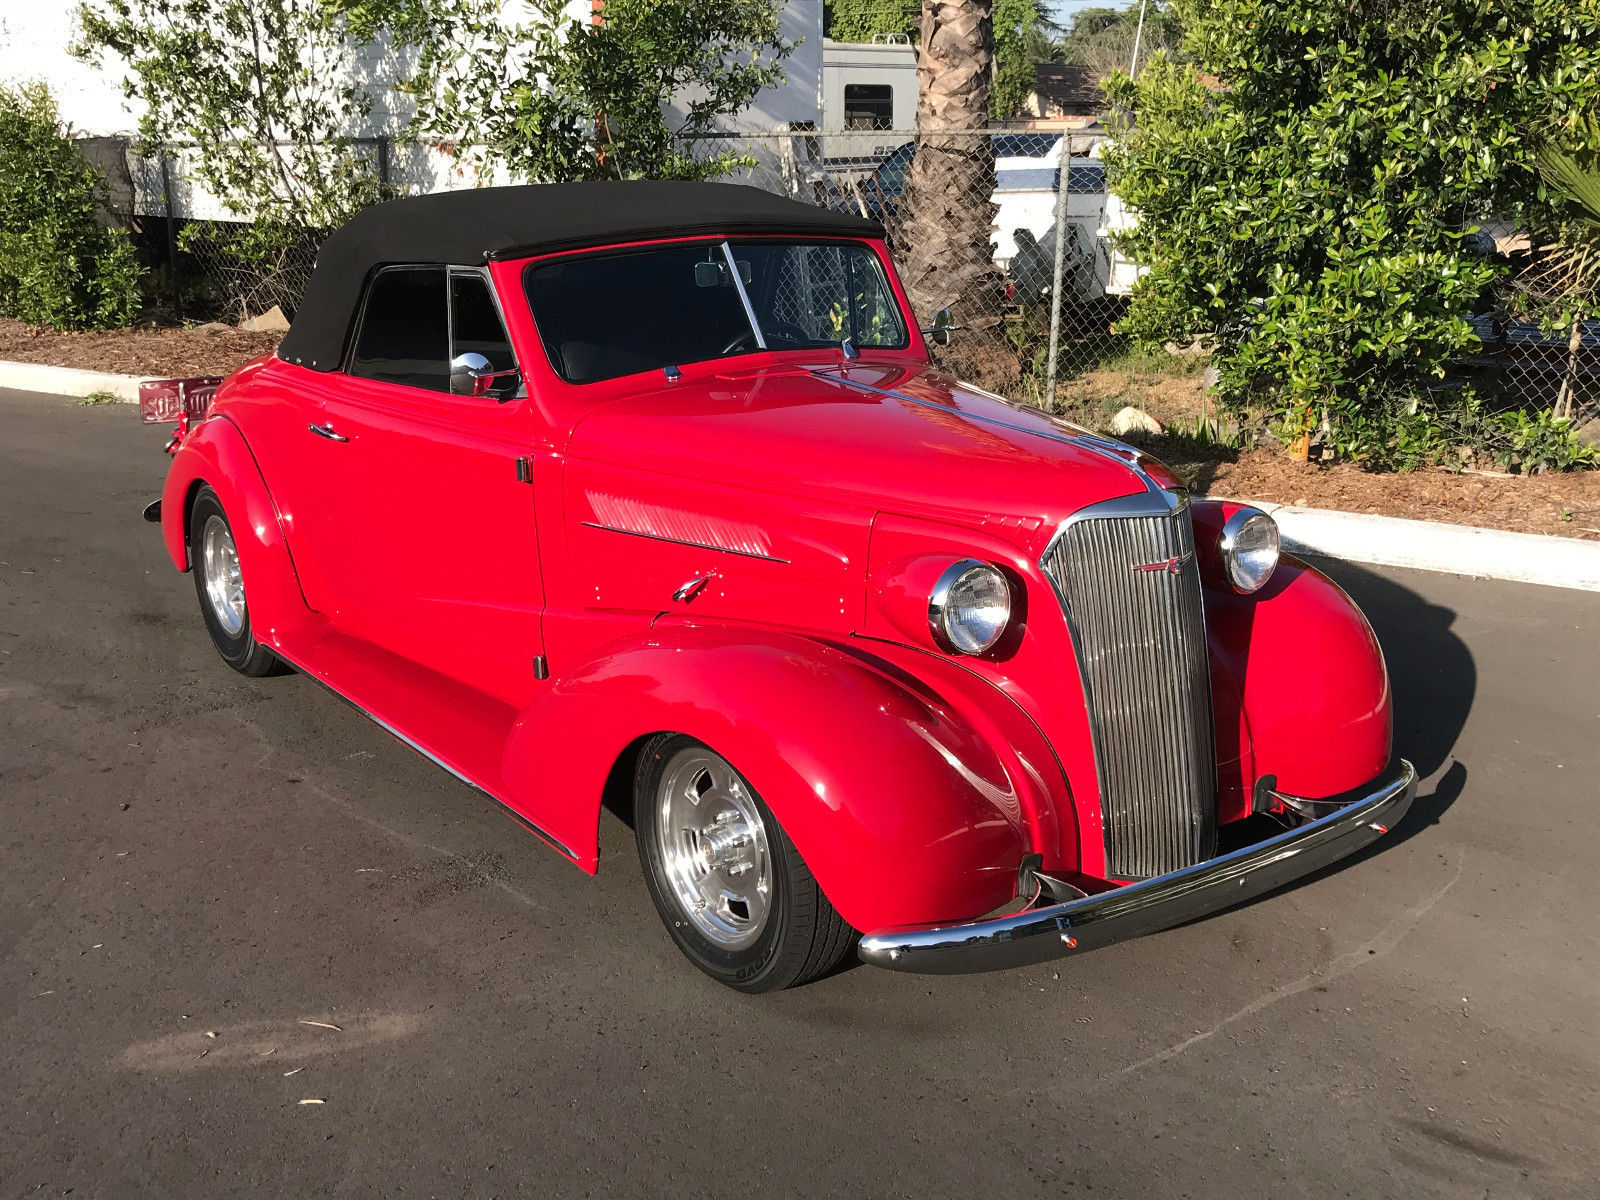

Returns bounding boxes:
[1219,508,1280,593]
[929,559,1011,654]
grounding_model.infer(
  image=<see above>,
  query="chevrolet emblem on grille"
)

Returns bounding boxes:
[1131,552,1193,575]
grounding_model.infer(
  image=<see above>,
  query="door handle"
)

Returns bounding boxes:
[308,422,349,442]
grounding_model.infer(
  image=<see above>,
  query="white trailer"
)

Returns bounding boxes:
[819,37,918,165]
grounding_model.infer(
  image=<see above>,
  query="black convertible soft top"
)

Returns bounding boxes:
[277,181,884,371]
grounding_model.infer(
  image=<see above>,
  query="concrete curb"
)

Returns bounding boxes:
[3,355,1596,592]
[0,359,152,401]
[1230,500,1600,593]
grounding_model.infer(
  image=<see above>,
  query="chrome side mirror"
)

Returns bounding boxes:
[450,352,517,398]
[920,307,955,346]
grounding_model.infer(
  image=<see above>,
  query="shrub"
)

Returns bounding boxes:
[1103,0,1600,468]
[0,81,141,330]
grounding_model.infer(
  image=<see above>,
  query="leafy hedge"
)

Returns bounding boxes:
[0,82,140,330]
[1104,0,1600,469]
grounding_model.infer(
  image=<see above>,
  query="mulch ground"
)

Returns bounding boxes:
[1066,367,1600,541]
[0,317,280,379]
[4,320,1596,540]
[1185,449,1600,541]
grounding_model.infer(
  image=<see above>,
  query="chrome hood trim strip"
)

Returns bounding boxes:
[809,368,1170,494]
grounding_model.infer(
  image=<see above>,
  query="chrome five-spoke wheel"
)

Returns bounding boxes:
[200,513,246,637]
[187,485,285,678]
[635,734,855,992]
[655,747,773,949]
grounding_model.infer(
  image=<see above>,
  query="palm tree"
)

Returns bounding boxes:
[893,0,1006,336]
[1533,139,1600,421]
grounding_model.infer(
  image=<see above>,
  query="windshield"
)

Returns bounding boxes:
[523,239,909,384]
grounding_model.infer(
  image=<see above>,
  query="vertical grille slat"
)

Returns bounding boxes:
[1043,496,1217,879]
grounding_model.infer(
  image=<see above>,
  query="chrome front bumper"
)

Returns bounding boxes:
[858,759,1417,974]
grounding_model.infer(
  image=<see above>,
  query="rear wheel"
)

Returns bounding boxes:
[635,734,855,992]
[189,486,285,677]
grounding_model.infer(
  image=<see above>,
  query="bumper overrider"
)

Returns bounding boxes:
[858,759,1418,974]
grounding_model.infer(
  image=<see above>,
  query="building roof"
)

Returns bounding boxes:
[279,181,883,371]
[1029,63,1105,116]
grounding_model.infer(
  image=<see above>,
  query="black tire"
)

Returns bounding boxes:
[188,486,287,677]
[635,734,855,993]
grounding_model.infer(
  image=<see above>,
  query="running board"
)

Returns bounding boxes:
[269,629,576,862]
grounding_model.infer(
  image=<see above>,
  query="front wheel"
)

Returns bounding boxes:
[635,735,855,992]
[188,486,286,677]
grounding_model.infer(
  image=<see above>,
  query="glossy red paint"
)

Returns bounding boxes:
[161,409,320,647]
[1190,500,1393,814]
[157,233,1396,935]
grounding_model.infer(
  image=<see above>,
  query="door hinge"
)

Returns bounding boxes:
[514,456,533,483]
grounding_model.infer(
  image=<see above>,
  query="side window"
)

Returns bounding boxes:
[449,271,521,399]
[844,84,894,131]
[349,266,449,391]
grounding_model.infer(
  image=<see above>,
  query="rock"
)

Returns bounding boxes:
[1109,405,1164,436]
[191,321,231,336]
[237,305,290,334]
[1202,365,1220,390]
[1575,416,1600,447]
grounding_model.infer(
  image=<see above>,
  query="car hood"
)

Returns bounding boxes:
[565,359,1150,540]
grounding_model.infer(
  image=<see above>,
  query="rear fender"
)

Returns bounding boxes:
[500,625,1034,931]
[160,416,315,643]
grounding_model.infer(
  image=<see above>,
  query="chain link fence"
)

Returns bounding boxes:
[90,128,1594,430]
[679,128,1136,410]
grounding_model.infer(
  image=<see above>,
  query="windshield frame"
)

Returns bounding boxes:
[520,235,912,385]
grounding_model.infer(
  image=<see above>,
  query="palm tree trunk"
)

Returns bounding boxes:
[894,1,1006,336]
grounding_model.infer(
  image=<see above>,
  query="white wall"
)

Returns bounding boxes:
[667,1,822,132]
[1,0,823,216]
[0,7,143,134]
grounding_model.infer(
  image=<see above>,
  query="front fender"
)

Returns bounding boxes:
[1204,556,1393,813]
[500,624,1034,931]
[159,416,315,643]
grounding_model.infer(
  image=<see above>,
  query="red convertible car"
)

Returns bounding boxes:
[149,182,1415,991]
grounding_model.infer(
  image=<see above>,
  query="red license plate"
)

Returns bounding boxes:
[139,377,224,424]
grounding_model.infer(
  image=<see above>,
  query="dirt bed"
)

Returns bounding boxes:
[0,317,279,380]
[4,322,1595,539]
[1063,366,1600,541]
[1184,450,1600,541]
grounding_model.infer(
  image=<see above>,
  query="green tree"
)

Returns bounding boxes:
[0,81,140,330]
[1104,0,1600,465]
[1061,3,1183,83]
[75,0,394,317]
[826,0,919,43]
[990,0,1043,119]
[74,0,390,230]
[373,0,795,183]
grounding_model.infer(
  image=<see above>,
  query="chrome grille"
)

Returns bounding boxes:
[1042,494,1217,879]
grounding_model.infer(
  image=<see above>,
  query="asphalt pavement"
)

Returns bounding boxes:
[2,386,1597,1198]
